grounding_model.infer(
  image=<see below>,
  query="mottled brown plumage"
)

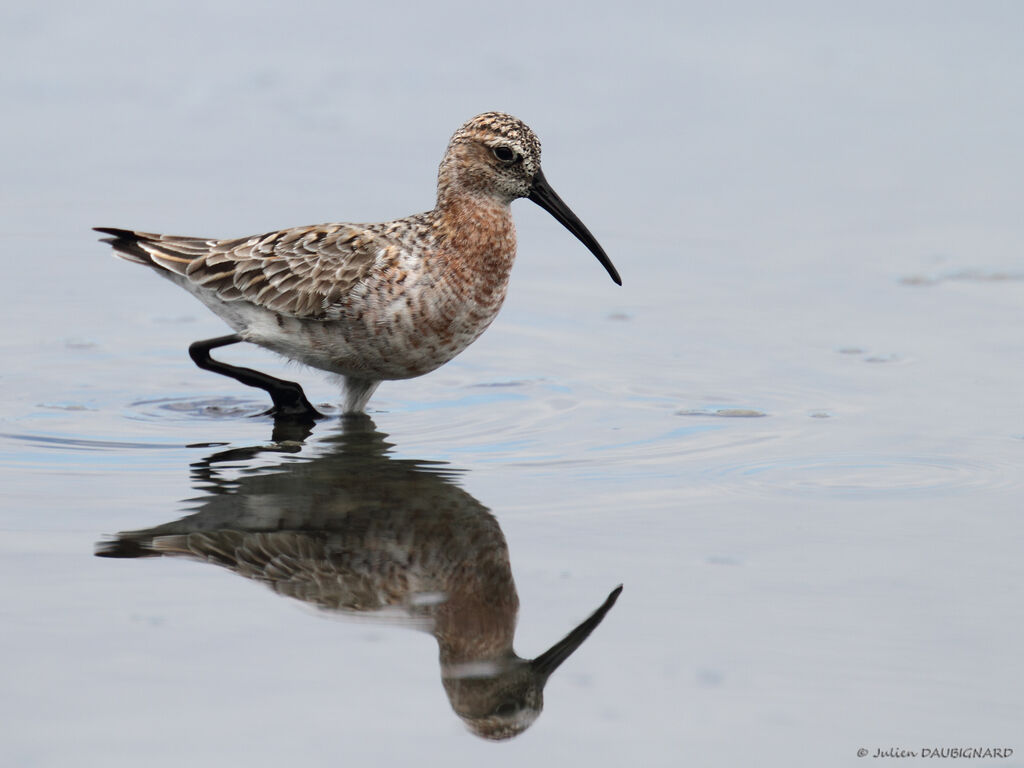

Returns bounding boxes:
[96,419,621,740]
[96,113,620,415]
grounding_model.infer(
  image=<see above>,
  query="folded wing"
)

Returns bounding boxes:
[95,225,384,319]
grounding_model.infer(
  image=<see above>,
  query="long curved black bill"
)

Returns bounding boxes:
[531,584,623,679]
[528,170,622,286]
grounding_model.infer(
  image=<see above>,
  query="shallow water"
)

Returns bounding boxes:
[2,3,1023,767]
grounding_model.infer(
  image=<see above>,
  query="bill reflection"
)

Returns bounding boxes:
[96,417,621,740]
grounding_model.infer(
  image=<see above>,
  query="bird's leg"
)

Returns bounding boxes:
[342,376,382,415]
[188,334,323,420]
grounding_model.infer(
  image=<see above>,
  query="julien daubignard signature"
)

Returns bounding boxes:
[858,747,1014,759]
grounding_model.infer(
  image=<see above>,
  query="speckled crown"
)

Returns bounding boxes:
[449,112,542,160]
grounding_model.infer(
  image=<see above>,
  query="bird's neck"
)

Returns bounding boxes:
[432,584,519,664]
[434,193,517,275]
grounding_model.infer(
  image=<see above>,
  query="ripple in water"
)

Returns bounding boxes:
[0,433,187,452]
[126,396,339,422]
[380,383,779,473]
[707,452,1012,498]
[900,269,1024,286]
[676,408,767,418]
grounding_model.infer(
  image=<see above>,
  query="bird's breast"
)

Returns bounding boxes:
[325,216,517,378]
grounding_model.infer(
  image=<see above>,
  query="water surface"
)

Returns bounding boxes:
[2,3,1023,767]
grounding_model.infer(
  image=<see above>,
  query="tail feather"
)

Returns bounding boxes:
[93,226,203,275]
[94,535,162,559]
[94,226,154,266]
[94,532,197,558]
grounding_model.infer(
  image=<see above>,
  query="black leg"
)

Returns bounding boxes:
[188,334,322,421]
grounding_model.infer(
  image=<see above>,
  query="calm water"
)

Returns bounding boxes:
[2,3,1023,766]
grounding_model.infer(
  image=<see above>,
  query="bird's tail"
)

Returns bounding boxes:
[95,532,193,559]
[94,534,162,558]
[93,227,207,277]
[94,227,155,266]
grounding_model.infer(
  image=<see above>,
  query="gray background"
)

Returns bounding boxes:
[1,2,1022,766]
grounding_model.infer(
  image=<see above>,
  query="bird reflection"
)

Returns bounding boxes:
[96,415,621,740]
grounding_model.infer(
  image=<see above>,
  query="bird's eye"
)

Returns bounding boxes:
[492,146,517,163]
[492,701,519,718]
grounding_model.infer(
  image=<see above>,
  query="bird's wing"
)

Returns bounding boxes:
[95,224,388,319]
[149,530,406,612]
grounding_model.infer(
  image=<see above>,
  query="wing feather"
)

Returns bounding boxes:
[95,224,386,320]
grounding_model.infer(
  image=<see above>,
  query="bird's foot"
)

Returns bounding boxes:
[258,380,323,422]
